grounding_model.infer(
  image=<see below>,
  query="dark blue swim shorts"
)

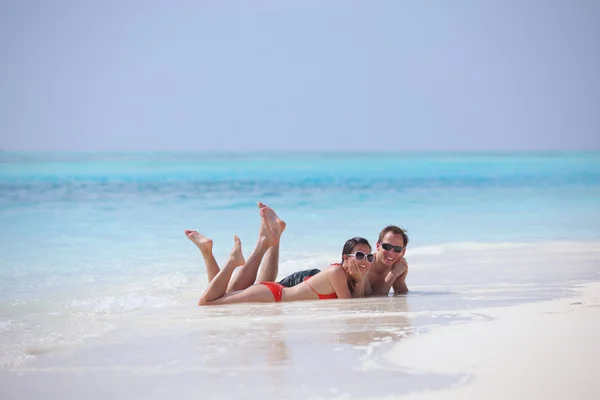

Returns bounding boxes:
[278,269,321,288]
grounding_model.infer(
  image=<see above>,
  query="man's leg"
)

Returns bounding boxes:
[185,230,220,283]
[256,202,286,283]
[253,203,321,287]
[226,210,278,292]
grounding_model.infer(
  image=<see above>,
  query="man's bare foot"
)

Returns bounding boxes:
[257,202,274,239]
[258,211,278,248]
[185,230,213,253]
[229,235,245,267]
[257,202,286,238]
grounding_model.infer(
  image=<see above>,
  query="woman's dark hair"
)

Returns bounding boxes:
[341,237,372,263]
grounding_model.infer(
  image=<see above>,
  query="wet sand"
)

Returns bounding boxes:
[1,241,599,399]
[2,283,599,399]
[0,296,470,400]
[382,282,600,400]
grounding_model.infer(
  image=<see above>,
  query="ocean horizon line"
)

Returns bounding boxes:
[1,149,599,157]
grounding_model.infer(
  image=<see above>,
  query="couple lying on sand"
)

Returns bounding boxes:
[186,202,409,306]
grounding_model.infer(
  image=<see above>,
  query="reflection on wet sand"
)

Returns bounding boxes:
[0,296,467,400]
[194,295,413,368]
[197,305,290,368]
[185,296,461,399]
[333,295,412,347]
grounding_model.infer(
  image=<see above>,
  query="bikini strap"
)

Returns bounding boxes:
[305,279,320,297]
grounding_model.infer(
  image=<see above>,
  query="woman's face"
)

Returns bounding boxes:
[344,243,373,276]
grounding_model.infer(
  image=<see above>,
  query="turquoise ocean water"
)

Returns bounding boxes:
[1,152,600,370]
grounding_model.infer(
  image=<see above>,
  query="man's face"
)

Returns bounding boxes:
[376,232,406,267]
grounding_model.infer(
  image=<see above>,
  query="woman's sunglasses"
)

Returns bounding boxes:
[346,251,375,263]
[379,242,405,253]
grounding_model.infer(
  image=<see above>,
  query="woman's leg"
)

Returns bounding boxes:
[226,210,278,292]
[200,284,278,306]
[185,230,220,283]
[199,236,246,304]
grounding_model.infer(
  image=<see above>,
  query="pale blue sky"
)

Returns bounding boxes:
[1,1,599,152]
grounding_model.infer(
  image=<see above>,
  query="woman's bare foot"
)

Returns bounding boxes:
[257,202,286,238]
[185,230,213,254]
[229,235,245,267]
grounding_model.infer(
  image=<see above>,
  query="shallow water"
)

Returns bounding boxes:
[1,152,600,398]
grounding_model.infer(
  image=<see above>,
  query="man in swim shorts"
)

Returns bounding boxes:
[276,225,409,296]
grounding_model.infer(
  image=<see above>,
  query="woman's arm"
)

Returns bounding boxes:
[345,258,366,298]
[352,279,365,298]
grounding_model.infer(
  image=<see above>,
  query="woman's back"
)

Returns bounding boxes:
[281,264,347,301]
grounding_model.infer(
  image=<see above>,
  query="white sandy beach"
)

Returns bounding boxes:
[380,282,600,400]
[2,282,598,400]
[1,242,599,400]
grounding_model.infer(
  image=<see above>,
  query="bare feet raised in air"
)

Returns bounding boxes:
[258,211,279,249]
[229,235,245,267]
[185,230,214,254]
[257,202,286,238]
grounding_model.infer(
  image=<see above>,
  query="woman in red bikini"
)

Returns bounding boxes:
[186,209,372,306]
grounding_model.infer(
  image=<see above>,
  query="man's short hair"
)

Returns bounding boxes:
[378,225,409,247]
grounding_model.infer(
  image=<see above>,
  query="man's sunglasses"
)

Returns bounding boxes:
[346,252,375,263]
[379,242,405,253]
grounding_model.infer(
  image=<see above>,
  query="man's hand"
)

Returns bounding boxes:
[392,257,409,295]
[391,257,408,278]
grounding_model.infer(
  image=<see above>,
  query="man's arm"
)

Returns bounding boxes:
[392,267,409,295]
[370,258,408,296]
